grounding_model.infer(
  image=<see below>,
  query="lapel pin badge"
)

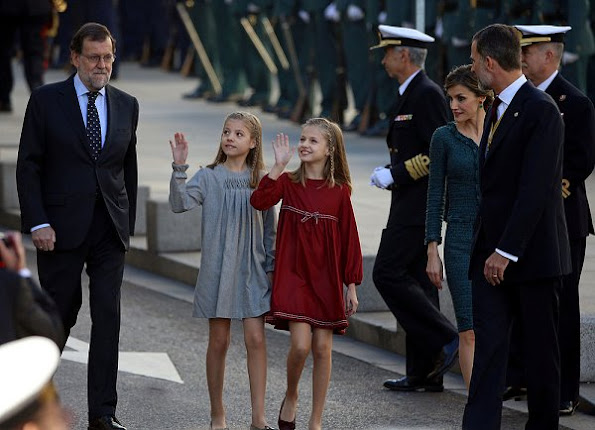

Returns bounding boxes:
[513,112,519,117]
[559,95,567,101]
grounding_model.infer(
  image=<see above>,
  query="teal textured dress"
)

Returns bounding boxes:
[425,122,480,332]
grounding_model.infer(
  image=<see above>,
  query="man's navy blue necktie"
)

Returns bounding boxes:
[86,91,101,161]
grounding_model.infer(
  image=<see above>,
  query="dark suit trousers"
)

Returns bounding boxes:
[373,225,457,378]
[463,273,561,430]
[37,197,125,420]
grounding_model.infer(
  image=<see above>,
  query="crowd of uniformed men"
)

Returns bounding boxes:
[4,0,593,136]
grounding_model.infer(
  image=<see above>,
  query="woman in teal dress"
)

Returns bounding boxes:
[425,65,493,390]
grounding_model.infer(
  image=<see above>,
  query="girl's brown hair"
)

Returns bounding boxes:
[207,111,264,188]
[289,118,352,193]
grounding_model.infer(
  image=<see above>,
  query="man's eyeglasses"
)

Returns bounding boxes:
[81,54,116,65]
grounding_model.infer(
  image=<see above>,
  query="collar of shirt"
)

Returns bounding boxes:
[495,74,527,119]
[74,73,106,99]
[399,69,422,96]
[536,70,558,92]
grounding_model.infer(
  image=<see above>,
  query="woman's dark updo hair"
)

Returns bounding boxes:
[444,64,494,111]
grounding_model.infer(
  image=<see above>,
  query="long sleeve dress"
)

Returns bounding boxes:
[250,173,363,335]
[425,122,480,332]
[169,164,276,319]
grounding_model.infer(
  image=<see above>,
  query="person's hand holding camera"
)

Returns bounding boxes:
[0,232,26,272]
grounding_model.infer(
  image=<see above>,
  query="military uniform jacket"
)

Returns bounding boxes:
[546,73,595,239]
[386,70,448,226]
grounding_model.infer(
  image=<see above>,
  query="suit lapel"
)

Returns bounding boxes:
[57,76,95,159]
[102,85,115,158]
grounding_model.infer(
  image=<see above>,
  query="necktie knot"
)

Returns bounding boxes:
[489,96,502,126]
[88,91,99,103]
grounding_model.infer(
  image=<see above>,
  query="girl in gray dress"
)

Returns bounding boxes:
[425,65,493,390]
[169,112,277,430]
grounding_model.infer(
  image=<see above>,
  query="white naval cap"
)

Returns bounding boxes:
[0,337,60,424]
[515,25,572,46]
[370,25,435,50]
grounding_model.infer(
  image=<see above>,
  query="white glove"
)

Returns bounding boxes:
[347,4,364,21]
[370,167,394,189]
[562,51,579,65]
[434,18,443,39]
[451,36,470,48]
[324,3,340,22]
[247,2,260,13]
[298,10,311,24]
[378,11,387,24]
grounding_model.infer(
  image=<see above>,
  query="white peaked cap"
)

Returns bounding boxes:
[515,25,572,46]
[370,25,435,50]
[0,337,60,423]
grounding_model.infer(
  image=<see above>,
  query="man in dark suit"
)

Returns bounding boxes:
[369,25,459,393]
[16,22,138,430]
[508,24,595,416]
[463,24,571,430]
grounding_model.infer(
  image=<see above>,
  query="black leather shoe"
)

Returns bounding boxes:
[343,114,361,132]
[427,337,459,380]
[383,376,444,392]
[182,86,209,100]
[502,386,527,401]
[0,101,12,113]
[559,400,579,416]
[88,415,127,430]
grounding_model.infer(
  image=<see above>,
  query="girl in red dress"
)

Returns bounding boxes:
[251,118,363,430]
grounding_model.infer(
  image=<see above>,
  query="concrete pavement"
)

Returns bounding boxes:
[2,62,595,428]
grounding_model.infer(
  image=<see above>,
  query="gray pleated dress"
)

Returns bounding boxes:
[169,163,276,319]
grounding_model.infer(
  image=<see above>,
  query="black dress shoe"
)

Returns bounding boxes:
[0,101,12,113]
[182,86,209,100]
[427,337,459,380]
[559,400,579,416]
[343,114,361,132]
[88,415,127,430]
[383,376,444,392]
[502,385,527,401]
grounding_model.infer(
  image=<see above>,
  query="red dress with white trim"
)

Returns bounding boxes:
[250,173,363,334]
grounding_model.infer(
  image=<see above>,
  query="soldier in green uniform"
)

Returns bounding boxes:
[361,0,401,137]
[208,0,246,103]
[333,0,370,131]
[501,0,543,25]
[300,0,342,119]
[182,0,220,100]
[232,0,273,108]
[442,0,474,71]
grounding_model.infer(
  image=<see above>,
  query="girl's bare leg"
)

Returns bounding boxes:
[309,328,333,430]
[280,322,312,423]
[207,318,231,428]
[243,316,269,428]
